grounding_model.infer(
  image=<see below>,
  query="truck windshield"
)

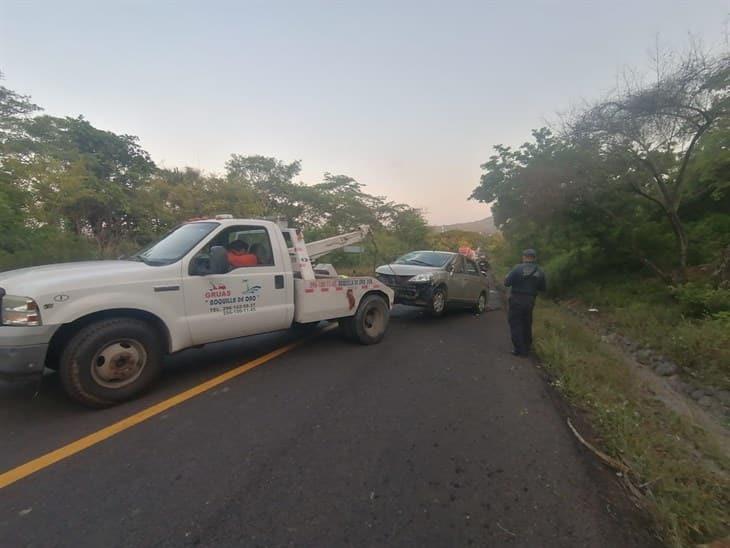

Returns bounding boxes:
[394,251,453,267]
[130,222,219,266]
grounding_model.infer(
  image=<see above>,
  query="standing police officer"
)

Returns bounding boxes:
[504,249,546,356]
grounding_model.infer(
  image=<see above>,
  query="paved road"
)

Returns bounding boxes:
[0,304,655,547]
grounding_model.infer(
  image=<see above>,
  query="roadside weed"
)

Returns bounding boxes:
[534,302,730,547]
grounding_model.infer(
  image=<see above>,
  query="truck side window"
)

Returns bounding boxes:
[281,231,293,248]
[465,260,479,275]
[196,225,276,271]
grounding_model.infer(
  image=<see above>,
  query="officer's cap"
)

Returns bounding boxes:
[522,248,537,258]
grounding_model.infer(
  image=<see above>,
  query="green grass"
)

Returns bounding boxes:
[568,277,730,390]
[534,301,730,547]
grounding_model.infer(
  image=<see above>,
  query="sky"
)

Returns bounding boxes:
[1,1,728,224]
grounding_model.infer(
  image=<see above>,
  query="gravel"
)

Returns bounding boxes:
[715,390,730,406]
[654,361,679,376]
[697,396,715,408]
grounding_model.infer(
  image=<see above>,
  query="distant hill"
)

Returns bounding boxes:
[431,217,497,235]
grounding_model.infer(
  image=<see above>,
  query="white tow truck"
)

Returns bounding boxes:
[0,217,393,407]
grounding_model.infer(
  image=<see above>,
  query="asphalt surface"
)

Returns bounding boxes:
[0,302,656,547]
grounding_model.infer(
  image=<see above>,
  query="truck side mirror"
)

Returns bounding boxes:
[210,246,229,275]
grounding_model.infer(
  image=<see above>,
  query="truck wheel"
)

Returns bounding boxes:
[351,294,389,345]
[428,286,447,317]
[59,318,163,408]
[474,291,487,314]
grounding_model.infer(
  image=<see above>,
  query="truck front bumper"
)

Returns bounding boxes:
[0,325,58,380]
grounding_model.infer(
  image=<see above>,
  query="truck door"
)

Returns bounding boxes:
[182,224,293,345]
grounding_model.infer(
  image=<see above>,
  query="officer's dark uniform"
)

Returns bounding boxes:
[504,253,546,356]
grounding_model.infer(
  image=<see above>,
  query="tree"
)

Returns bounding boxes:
[301,173,382,231]
[145,167,262,235]
[470,128,678,284]
[0,70,40,145]
[0,71,41,247]
[387,205,430,249]
[0,74,429,272]
[225,154,303,220]
[10,115,157,251]
[570,48,730,282]
[470,128,574,229]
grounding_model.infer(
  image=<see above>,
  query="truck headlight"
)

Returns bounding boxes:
[1,295,42,326]
[409,273,433,283]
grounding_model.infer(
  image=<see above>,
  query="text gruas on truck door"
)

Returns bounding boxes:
[204,280,262,316]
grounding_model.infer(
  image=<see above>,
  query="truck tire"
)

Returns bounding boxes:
[350,294,389,345]
[59,318,164,408]
[474,291,487,314]
[428,286,448,317]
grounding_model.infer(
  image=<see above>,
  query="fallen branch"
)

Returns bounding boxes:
[566,418,647,507]
[496,522,516,537]
[639,476,663,490]
[566,418,630,474]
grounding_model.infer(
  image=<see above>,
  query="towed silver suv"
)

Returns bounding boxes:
[376,251,489,316]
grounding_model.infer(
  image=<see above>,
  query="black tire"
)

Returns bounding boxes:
[428,286,448,317]
[59,318,164,408]
[350,294,389,345]
[474,291,487,314]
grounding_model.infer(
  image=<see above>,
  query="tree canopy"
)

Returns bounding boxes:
[471,47,730,288]
[0,76,430,271]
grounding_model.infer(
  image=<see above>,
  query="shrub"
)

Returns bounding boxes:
[672,282,730,318]
[686,213,730,265]
[0,229,98,272]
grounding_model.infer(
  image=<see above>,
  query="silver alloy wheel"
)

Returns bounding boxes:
[90,339,147,389]
[432,291,445,313]
[363,303,385,337]
[477,293,486,313]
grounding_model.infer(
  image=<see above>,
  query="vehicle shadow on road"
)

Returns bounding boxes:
[389,303,497,323]
[1,303,499,415]
[0,329,300,416]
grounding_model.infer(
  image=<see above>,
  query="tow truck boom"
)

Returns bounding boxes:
[286,224,371,281]
[305,225,370,261]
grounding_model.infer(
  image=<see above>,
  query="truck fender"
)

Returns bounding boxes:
[360,289,392,309]
[46,293,184,352]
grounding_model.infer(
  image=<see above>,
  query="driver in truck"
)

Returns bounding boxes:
[226,239,258,268]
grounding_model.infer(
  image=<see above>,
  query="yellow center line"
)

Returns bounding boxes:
[0,327,331,490]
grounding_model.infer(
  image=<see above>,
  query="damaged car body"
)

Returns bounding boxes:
[376,251,489,316]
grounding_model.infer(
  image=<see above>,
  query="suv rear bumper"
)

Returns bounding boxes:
[0,325,58,380]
